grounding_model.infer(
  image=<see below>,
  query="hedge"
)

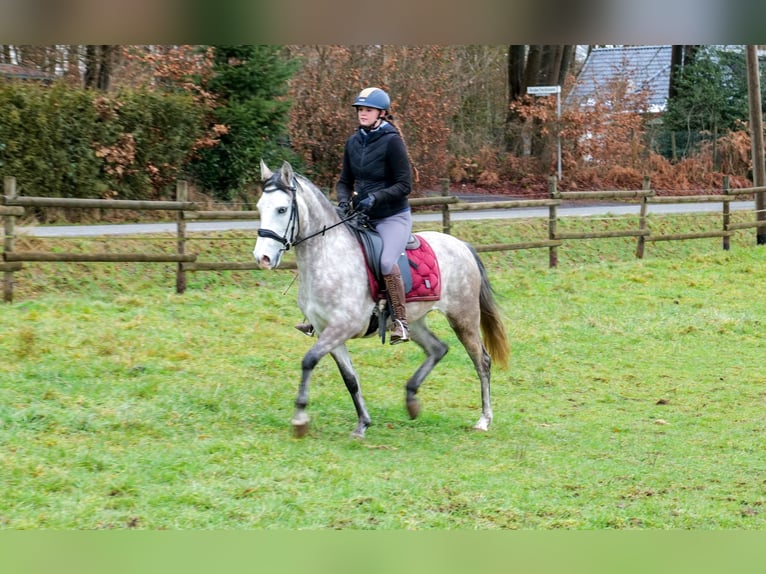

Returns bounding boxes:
[0,81,206,203]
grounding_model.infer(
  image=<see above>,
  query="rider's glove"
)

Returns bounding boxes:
[356,195,376,213]
[336,201,350,218]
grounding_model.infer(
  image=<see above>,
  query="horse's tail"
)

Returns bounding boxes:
[467,243,510,369]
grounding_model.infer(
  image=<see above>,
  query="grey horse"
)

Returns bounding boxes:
[254,161,510,438]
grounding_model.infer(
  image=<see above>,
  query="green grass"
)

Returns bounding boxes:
[2,212,766,529]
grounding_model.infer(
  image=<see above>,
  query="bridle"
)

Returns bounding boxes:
[257,174,300,250]
[257,173,361,252]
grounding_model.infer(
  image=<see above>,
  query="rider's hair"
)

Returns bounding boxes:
[384,112,420,184]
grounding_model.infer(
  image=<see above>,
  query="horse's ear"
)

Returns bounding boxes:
[279,161,294,185]
[260,159,273,181]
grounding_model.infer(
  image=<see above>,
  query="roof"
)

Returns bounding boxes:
[565,45,672,113]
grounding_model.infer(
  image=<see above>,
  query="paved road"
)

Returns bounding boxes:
[16,200,757,238]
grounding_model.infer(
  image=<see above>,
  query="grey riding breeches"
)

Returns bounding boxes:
[372,209,412,275]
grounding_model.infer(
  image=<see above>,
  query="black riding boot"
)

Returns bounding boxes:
[383,264,409,344]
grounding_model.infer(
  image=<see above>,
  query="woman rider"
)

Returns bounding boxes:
[296,87,413,344]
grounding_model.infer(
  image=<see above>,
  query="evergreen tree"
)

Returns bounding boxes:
[190,45,299,199]
[662,46,757,157]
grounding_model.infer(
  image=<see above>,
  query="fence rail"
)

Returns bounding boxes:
[4,196,197,211]
[2,175,765,302]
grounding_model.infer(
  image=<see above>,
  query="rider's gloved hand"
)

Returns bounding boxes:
[356,195,376,213]
[336,201,350,218]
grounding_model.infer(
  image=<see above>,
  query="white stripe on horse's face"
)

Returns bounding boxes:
[253,188,293,269]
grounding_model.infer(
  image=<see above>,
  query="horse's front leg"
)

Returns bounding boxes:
[330,344,371,438]
[292,352,313,437]
[292,329,355,438]
[292,342,327,437]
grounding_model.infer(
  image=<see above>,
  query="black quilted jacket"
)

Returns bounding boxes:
[336,122,412,219]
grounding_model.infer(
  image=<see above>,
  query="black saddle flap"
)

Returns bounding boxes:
[347,219,412,293]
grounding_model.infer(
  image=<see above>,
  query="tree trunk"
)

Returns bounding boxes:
[539,45,563,85]
[65,45,81,85]
[669,45,683,100]
[505,45,528,152]
[558,45,574,85]
[97,45,115,91]
[505,45,567,155]
[523,45,543,87]
[84,45,98,88]
[507,45,526,101]
[83,45,116,91]
[524,46,547,158]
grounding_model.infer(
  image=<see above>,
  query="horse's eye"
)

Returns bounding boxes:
[277,207,288,215]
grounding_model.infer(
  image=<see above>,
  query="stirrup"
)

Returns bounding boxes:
[295,323,315,337]
[389,319,409,345]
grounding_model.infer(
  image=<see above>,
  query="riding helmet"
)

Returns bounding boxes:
[352,87,390,111]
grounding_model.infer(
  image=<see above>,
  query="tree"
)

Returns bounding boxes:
[668,45,699,100]
[504,45,578,153]
[84,45,118,90]
[189,45,298,199]
[286,45,458,191]
[663,46,751,159]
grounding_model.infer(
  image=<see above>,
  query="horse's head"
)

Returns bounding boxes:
[253,160,299,269]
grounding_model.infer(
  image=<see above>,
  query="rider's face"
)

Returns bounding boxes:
[356,106,382,128]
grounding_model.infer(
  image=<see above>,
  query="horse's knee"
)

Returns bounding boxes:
[301,349,322,371]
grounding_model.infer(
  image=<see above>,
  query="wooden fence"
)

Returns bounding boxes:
[3,175,766,303]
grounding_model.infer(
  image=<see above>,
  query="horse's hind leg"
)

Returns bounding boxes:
[330,344,371,438]
[405,319,449,419]
[447,316,493,431]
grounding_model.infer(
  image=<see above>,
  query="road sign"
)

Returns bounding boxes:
[526,85,562,180]
[527,85,561,95]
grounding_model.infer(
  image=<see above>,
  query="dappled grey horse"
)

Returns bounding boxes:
[253,161,510,438]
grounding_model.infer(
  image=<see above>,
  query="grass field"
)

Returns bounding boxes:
[2,212,765,529]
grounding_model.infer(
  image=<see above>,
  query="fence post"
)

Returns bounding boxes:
[635,176,651,259]
[440,178,451,235]
[176,180,188,294]
[548,176,558,268]
[722,175,731,251]
[3,176,17,303]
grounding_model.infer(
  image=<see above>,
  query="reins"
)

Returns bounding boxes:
[290,211,362,249]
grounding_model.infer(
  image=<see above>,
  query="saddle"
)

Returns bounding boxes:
[345,216,442,342]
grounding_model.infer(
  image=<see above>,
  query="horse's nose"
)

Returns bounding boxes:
[256,254,272,269]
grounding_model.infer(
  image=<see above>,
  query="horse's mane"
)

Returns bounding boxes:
[294,172,341,222]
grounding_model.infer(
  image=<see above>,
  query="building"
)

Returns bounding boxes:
[566,46,672,113]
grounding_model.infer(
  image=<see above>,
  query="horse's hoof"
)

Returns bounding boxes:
[472,417,490,431]
[351,421,370,439]
[407,399,421,419]
[292,422,309,438]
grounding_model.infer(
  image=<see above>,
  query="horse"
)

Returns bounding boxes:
[253,160,510,439]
